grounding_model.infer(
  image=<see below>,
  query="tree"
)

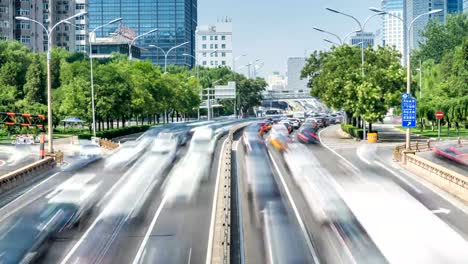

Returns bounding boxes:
[23,53,46,104]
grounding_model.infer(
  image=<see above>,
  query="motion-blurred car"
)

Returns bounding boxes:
[287,118,301,129]
[189,127,215,155]
[151,132,179,155]
[269,124,289,152]
[296,126,320,144]
[433,144,468,166]
[279,120,293,134]
[243,125,263,153]
[79,144,102,158]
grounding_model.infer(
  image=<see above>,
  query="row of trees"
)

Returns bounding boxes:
[412,14,468,131]
[301,45,406,130]
[0,40,267,133]
[301,13,467,132]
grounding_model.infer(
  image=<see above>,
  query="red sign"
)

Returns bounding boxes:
[436,111,444,119]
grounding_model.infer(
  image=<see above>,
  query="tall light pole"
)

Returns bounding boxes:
[253,61,264,79]
[313,27,343,44]
[16,11,87,153]
[88,18,122,137]
[128,28,159,60]
[417,59,422,99]
[233,54,247,72]
[149,42,190,73]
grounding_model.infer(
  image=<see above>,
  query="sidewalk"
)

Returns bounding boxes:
[373,124,428,143]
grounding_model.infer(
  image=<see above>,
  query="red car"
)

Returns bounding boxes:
[433,145,468,166]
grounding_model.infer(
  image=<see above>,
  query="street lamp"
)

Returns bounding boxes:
[323,38,340,46]
[16,11,87,153]
[88,18,122,137]
[403,9,442,149]
[233,54,247,72]
[253,61,264,78]
[313,27,343,44]
[128,28,159,60]
[149,41,190,73]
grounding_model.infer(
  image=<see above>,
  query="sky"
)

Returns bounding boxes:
[198,0,383,77]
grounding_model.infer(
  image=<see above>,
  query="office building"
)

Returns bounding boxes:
[90,36,141,59]
[266,72,289,93]
[405,0,463,49]
[89,0,197,67]
[382,0,404,62]
[287,57,309,94]
[0,0,44,51]
[350,31,375,48]
[196,19,232,68]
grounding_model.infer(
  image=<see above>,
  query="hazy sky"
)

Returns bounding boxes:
[198,0,383,77]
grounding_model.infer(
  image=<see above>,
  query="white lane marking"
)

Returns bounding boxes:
[60,169,134,264]
[374,161,423,194]
[205,137,229,264]
[132,194,168,264]
[394,165,468,216]
[268,151,320,263]
[0,172,60,223]
[318,127,360,174]
[187,247,192,264]
[432,208,451,215]
[356,146,371,165]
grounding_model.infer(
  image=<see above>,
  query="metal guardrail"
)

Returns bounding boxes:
[0,157,55,195]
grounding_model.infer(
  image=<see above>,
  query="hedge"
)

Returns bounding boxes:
[78,125,152,140]
[341,124,378,140]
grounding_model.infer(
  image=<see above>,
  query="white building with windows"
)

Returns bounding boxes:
[287,57,309,94]
[74,0,88,53]
[382,0,404,62]
[196,20,233,68]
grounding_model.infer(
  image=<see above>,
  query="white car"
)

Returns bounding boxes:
[79,144,101,158]
[189,127,215,155]
[288,118,301,129]
[151,132,178,155]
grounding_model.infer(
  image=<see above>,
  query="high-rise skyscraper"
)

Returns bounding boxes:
[349,32,375,48]
[196,20,232,69]
[287,57,309,95]
[382,0,404,62]
[89,0,197,67]
[0,0,44,51]
[405,0,463,49]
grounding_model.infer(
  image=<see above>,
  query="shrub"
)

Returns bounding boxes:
[78,125,152,140]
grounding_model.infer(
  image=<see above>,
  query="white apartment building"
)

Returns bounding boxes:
[74,0,88,53]
[382,0,404,62]
[196,20,233,68]
[266,72,289,93]
[287,57,309,94]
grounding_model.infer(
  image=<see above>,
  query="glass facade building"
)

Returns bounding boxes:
[89,0,197,67]
[447,0,463,13]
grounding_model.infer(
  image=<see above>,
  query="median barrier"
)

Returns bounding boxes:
[0,157,55,195]
[400,152,468,203]
[210,122,250,264]
[99,138,120,150]
[393,140,432,161]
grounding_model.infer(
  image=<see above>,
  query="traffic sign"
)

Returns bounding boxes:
[436,111,444,119]
[401,93,417,128]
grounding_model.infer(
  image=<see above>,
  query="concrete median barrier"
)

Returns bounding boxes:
[209,122,251,264]
[401,152,468,203]
[0,157,55,195]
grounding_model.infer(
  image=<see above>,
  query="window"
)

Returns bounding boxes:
[16,22,30,29]
[222,52,226,57]
[19,35,31,44]
[16,8,30,16]
[0,6,8,14]
[222,61,226,65]
[75,34,85,41]
[202,52,206,57]
[215,61,218,66]
[214,36,218,40]
[210,61,214,66]
[215,44,218,49]
[221,35,226,40]
[202,61,207,65]
[210,44,213,49]
[0,35,7,41]
[221,44,226,49]
[202,44,206,49]
[210,36,213,40]
[0,21,9,28]
[76,4,85,10]
[202,35,206,40]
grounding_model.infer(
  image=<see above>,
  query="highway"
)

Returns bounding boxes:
[1,119,468,264]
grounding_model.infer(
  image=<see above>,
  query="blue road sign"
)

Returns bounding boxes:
[401,93,417,128]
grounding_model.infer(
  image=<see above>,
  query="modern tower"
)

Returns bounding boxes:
[349,32,375,48]
[382,0,404,62]
[89,0,197,67]
[287,57,309,95]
